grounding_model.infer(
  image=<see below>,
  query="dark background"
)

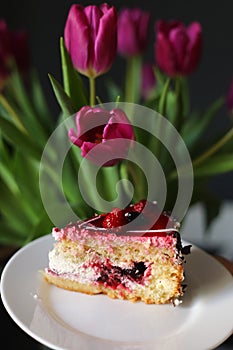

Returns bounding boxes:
[0,1,233,348]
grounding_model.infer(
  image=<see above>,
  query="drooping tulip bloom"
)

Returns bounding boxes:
[117,8,150,57]
[0,19,29,89]
[68,106,135,166]
[155,20,202,77]
[141,62,156,100]
[64,3,118,78]
[226,78,233,113]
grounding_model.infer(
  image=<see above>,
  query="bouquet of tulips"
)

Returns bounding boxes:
[0,3,233,248]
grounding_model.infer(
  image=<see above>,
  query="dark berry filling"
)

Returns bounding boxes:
[96,261,147,288]
[124,211,140,222]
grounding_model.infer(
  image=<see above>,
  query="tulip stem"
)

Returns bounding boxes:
[125,56,142,103]
[89,77,96,106]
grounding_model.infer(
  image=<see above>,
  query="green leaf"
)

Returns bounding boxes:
[60,37,87,111]
[12,152,41,206]
[158,77,170,115]
[194,154,233,177]
[7,68,49,145]
[106,78,123,102]
[181,97,224,151]
[24,211,53,244]
[48,74,76,116]
[153,67,166,87]
[0,93,27,133]
[0,221,25,246]
[62,154,82,204]
[0,161,19,195]
[192,127,233,168]
[0,183,36,233]
[0,115,41,159]
[30,69,53,131]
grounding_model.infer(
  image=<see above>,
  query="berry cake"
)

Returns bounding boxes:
[44,200,191,305]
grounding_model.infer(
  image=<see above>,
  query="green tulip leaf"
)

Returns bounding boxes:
[194,154,233,177]
[181,97,224,151]
[0,221,25,246]
[7,68,48,145]
[60,37,87,111]
[0,115,41,159]
[30,69,53,131]
[48,74,76,116]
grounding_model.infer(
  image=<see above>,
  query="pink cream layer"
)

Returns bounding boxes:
[52,223,178,249]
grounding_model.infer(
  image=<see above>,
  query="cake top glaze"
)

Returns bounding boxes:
[52,199,181,244]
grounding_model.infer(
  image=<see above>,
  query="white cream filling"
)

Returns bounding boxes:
[48,249,148,288]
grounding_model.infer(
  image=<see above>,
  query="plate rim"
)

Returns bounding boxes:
[1,234,233,350]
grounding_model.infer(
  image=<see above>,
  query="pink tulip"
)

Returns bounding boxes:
[64,3,117,78]
[155,20,202,77]
[68,106,135,166]
[226,78,233,112]
[117,8,150,57]
[141,62,156,100]
[0,19,29,88]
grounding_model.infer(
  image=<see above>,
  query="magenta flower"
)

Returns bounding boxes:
[155,20,202,77]
[117,8,150,57]
[68,106,135,166]
[64,3,117,78]
[0,19,29,88]
[226,78,233,113]
[141,62,156,100]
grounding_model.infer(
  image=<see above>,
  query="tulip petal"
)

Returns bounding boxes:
[76,106,110,139]
[103,109,135,141]
[64,4,117,78]
[118,10,139,56]
[94,6,117,75]
[184,22,202,74]
[83,5,102,70]
[155,19,202,76]
[155,32,176,77]
[69,106,135,167]
[169,27,189,72]
[64,4,90,75]
[117,8,150,57]
[68,128,82,147]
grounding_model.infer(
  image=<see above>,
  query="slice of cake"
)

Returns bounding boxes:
[44,200,191,305]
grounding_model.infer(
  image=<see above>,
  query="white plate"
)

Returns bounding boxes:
[1,235,233,350]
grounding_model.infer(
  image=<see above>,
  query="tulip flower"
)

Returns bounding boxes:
[68,106,135,166]
[117,8,150,104]
[141,62,156,100]
[64,3,117,79]
[226,78,233,113]
[155,20,202,77]
[117,8,150,57]
[0,19,29,89]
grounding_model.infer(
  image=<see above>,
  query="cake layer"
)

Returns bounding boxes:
[44,200,190,304]
[44,229,185,304]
